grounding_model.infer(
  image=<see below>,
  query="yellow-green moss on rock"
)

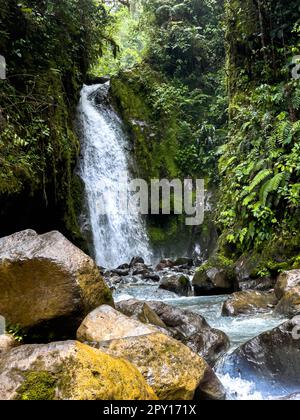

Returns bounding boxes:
[0,341,157,400]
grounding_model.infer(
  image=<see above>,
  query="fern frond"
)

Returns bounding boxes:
[248,169,272,192]
[259,172,289,206]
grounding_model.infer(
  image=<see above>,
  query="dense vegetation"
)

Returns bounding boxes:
[1,0,299,273]
[0,0,112,244]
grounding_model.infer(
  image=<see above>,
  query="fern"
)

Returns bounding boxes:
[259,172,289,206]
[248,169,272,192]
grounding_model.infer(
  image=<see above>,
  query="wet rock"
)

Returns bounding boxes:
[193,267,236,296]
[132,263,150,276]
[0,230,113,335]
[275,270,300,300]
[130,256,144,267]
[117,263,130,270]
[111,268,130,277]
[159,274,192,297]
[173,258,193,267]
[117,299,230,365]
[0,334,19,356]
[0,341,156,400]
[275,290,300,317]
[239,277,276,292]
[142,272,160,282]
[222,291,277,317]
[77,305,158,343]
[95,333,225,400]
[155,259,175,271]
[116,300,167,329]
[220,320,300,398]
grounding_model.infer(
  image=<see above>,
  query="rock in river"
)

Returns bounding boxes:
[219,320,300,399]
[77,305,225,400]
[159,274,192,297]
[193,267,236,296]
[0,230,113,335]
[117,299,230,365]
[0,341,156,400]
[222,291,277,317]
[274,270,300,317]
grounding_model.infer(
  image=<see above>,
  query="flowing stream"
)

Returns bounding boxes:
[77,84,152,268]
[114,283,287,400]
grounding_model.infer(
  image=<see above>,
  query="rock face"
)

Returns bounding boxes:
[0,334,19,356]
[77,305,225,400]
[96,333,225,400]
[77,305,157,342]
[193,267,236,296]
[222,291,277,317]
[0,230,113,333]
[0,341,157,400]
[220,320,300,399]
[275,270,300,300]
[116,299,230,365]
[274,270,300,317]
[159,274,192,297]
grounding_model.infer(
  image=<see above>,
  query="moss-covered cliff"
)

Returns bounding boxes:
[0,0,109,247]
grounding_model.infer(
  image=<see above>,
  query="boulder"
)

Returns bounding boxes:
[132,263,151,276]
[173,258,193,267]
[159,274,192,297]
[116,300,167,329]
[219,320,300,399]
[0,230,113,335]
[275,270,300,300]
[130,256,144,267]
[155,259,175,271]
[96,333,225,400]
[275,290,300,317]
[239,277,276,292]
[77,305,158,342]
[0,341,157,400]
[0,334,19,356]
[193,267,236,296]
[77,306,225,400]
[117,299,230,365]
[222,291,277,317]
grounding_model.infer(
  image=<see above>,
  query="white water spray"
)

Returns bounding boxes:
[77,83,152,268]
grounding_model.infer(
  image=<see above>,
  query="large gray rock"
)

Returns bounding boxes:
[219,320,300,399]
[222,291,278,317]
[0,341,156,400]
[0,230,113,334]
[193,267,236,296]
[116,299,230,365]
[159,274,192,296]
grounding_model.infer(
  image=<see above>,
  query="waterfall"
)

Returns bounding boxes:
[77,83,152,268]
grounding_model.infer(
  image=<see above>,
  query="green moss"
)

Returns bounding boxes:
[17,371,57,401]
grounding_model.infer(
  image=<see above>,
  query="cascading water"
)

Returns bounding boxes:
[77,83,152,268]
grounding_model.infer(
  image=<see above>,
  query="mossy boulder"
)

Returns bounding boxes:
[77,305,158,343]
[0,341,157,400]
[222,291,278,317]
[159,274,192,297]
[77,306,225,400]
[0,230,113,336]
[193,265,236,296]
[95,333,225,400]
